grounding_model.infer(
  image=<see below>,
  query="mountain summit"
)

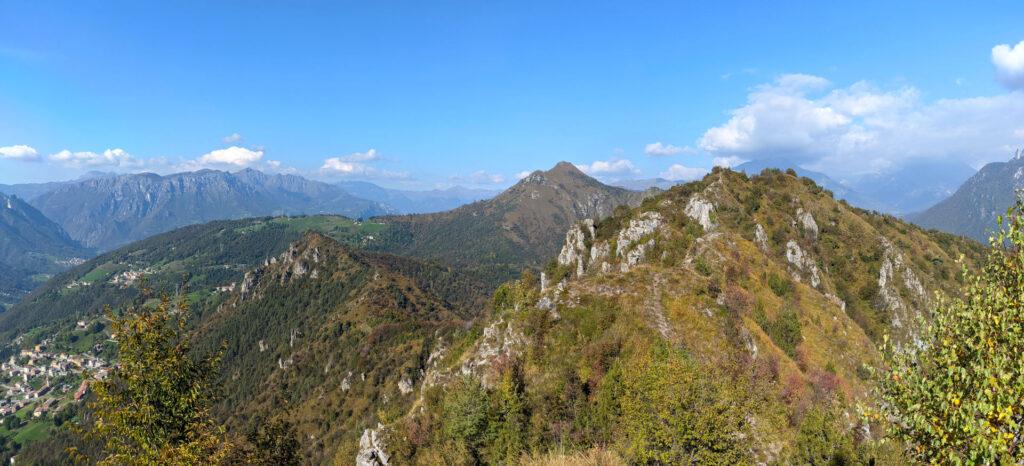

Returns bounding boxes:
[378,162,648,282]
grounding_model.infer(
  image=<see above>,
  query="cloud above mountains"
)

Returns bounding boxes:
[698,71,1024,176]
[49,148,141,168]
[644,142,693,157]
[576,159,639,176]
[320,148,408,180]
[197,146,264,166]
[0,145,39,160]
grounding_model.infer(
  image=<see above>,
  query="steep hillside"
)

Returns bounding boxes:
[337,180,499,214]
[376,162,647,283]
[363,167,984,464]
[191,232,489,463]
[0,216,393,337]
[0,192,89,307]
[912,151,1024,242]
[29,169,390,250]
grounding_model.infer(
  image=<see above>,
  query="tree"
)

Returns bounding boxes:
[71,295,232,465]
[484,364,528,464]
[878,202,1024,463]
[241,417,301,465]
[618,343,749,465]
[441,375,490,464]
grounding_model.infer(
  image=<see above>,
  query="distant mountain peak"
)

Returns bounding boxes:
[516,161,594,188]
[549,161,584,176]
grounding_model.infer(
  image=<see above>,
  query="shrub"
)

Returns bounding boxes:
[768,272,793,298]
[756,306,803,358]
[617,344,749,464]
[878,202,1024,463]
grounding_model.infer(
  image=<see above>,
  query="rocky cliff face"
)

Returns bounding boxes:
[29,169,390,250]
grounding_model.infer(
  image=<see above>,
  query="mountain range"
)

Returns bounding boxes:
[911,150,1024,242]
[0,162,640,336]
[336,180,498,214]
[735,158,975,216]
[0,165,988,463]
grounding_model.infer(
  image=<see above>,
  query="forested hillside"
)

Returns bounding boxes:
[0,192,89,309]
[0,216,393,338]
[191,232,490,463]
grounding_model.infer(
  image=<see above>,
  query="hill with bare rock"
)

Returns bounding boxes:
[361,167,984,464]
[375,162,648,283]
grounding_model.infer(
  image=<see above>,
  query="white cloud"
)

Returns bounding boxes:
[0,145,39,160]
[321,158,364,174]
[321,149,380,174]
[222,133,243,143]
[576,159,639,176]
[660,164,707,181]
[699,73,1024,175]
[49,148,139,168]
[320,149,406,180]
[515,170,532,180]
[993,40,1024,90]
[1015,127,1024,139]
[712,156,745,168]
[197,146,264,167]
[644,142,694,157]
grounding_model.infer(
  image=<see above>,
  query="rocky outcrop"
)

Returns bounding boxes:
[685,196,715,230]
[356,424,390,466]
[557,219,595,276]
[878,237,928,332]
[616,212,663,256]
[785,240,821,288]
[796,208,819,239]
[754,224,769,252]
[621,239,656,273]
[461,318,525,388]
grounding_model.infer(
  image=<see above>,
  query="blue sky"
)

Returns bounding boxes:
[1,1,1023,188]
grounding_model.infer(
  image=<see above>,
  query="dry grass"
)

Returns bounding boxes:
[518,448,626,466]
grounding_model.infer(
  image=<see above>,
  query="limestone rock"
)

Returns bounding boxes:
[356,424,390,466]
[754,224,769,251]
[616,212,663,256]
[796,208,819,239]
[621,239,655,273]
[785,240,821,288]
[684,196,715,230]
[398,377,414,395]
